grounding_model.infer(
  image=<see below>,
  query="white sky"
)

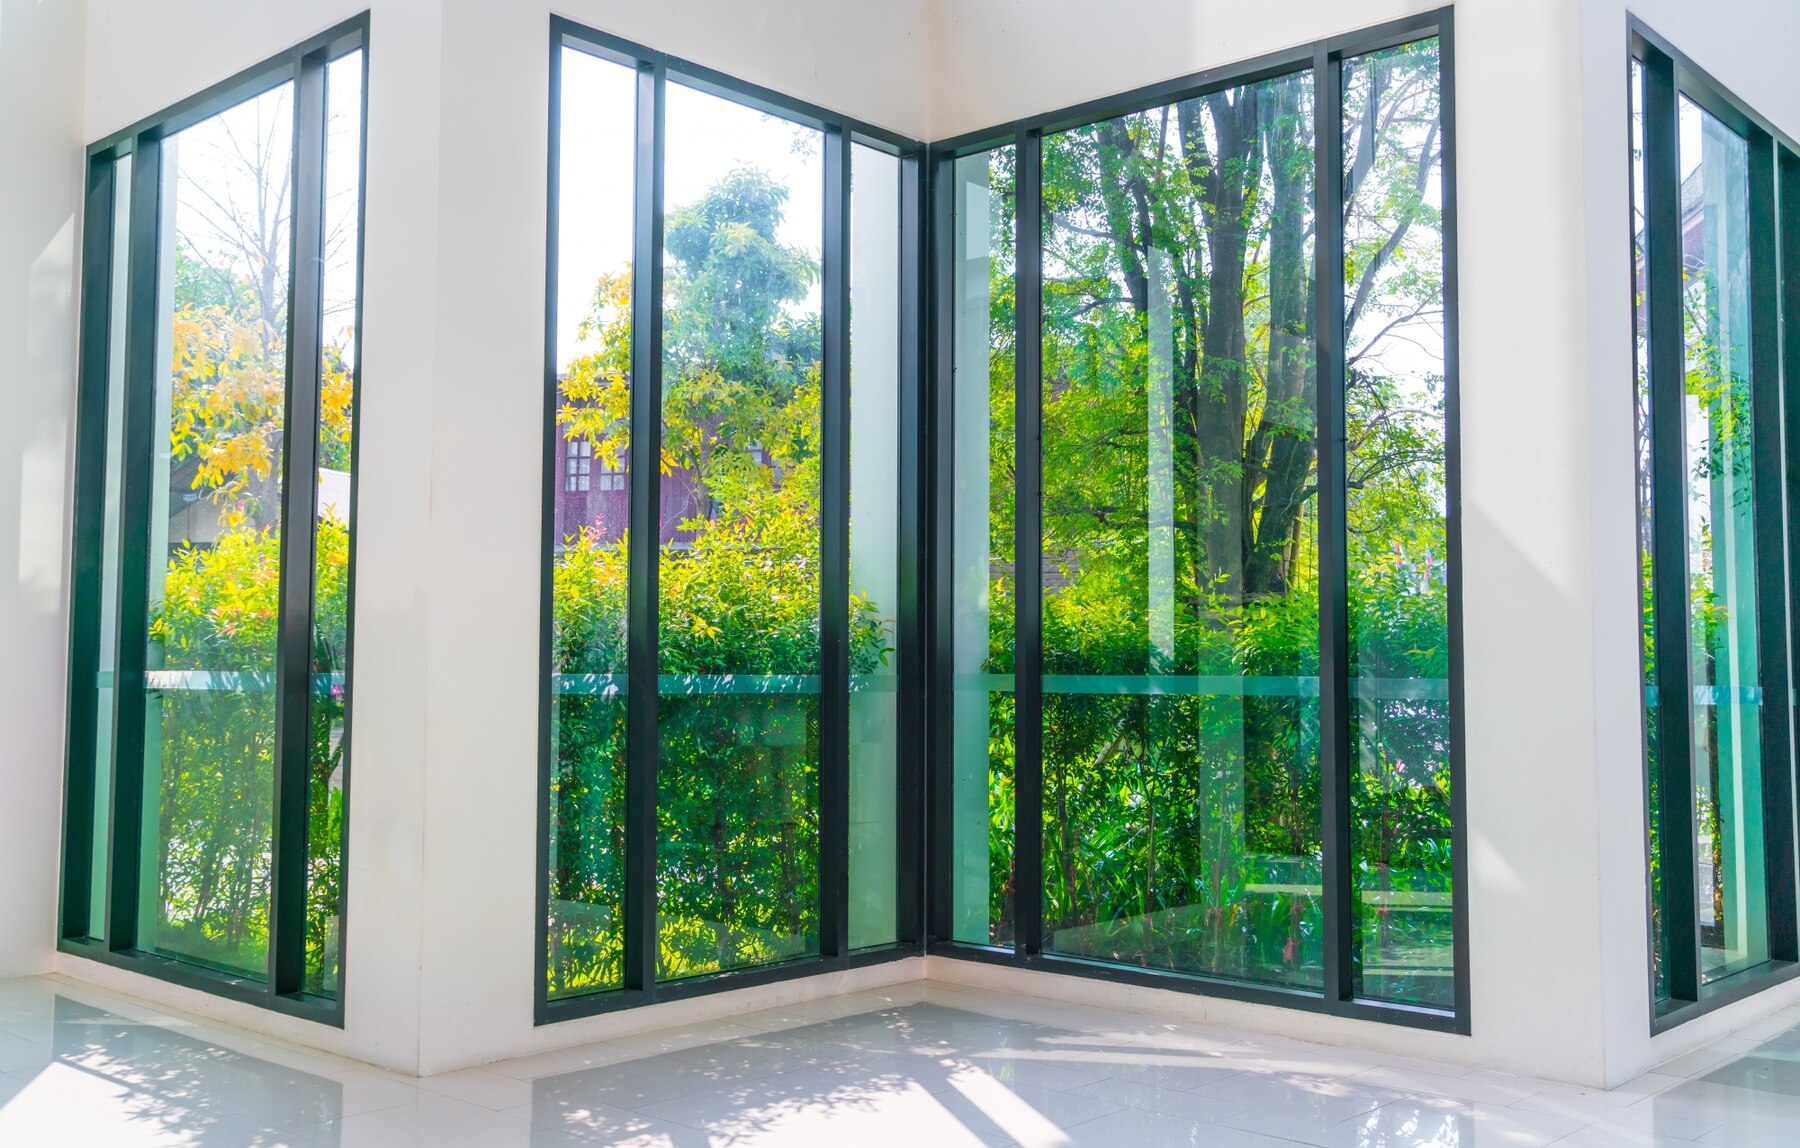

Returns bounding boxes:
[555,47,823,371]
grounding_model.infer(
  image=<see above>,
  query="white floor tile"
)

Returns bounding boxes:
[294,1095,536,1147]
[10,973,1800,1147]
[1333,1097,1585,1147]
[1062,1106,1294,1147]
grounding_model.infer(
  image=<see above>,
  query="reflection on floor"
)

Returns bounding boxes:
[3,976,1800,1146]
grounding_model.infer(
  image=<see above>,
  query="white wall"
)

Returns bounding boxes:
[926,0,1800,1089]
[926,0,1442,139]
[65,0,930,1074]
[1573,0,1800,1087]
[29,0,1800,1085]
[0,0,85,978]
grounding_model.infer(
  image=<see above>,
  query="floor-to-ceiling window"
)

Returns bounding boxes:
[541,22,922,1019]
[1035,70,1324,989]
[935,9,1465,1028]
[1632,23,1800,1029]
[59,17,368,1019]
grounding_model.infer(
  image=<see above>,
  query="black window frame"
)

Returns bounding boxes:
[537,17,930,1025]
[1630,17,1800,1034]
[925,6,1469,1035]
[57,12,370,1027]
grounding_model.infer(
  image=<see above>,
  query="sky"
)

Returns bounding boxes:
[556,46,824,371]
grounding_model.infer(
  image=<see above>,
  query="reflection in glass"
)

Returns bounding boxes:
[1678,97,1767,984]
[139,82,296,979]
[950,146,1017,947]
[1341,40,1454,1008]
[656,80,824,979]
[547,46,636,998]
[85,152,135,943]
[1629,60,1667,1004]
[302,49,364,1000]
[1037,74,1322,987]
[849,143,901,951]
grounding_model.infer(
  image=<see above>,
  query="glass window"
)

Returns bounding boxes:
[1037,72,1322,987]
[1340,39,1454,1009]
[138,79,297,979]
[655,79,825,980]
[1677,97,1767,984]
[547,44,636,999]
[61,22,367,1014]
[1633,39,1793,1019]
[304,47,365,1000]
[849,142,901,951]
[1631,59,1668,1005]
[950,145,1016,948]
[81,151,135,945]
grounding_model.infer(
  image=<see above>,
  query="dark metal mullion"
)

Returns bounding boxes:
[1782,146,1800,935]
[1313,46,1354,1009]
[270,48,329,998]
[61,156,119,940]
[820,125,852,961]
[1747,132,1797,964]
[927,154,957,945]
[1642,46,1701,1004]
[1014,129,1044,959]
[624,59,667,994]
[327,29,371,1019]
[1436,14,1472,1031]
[535,33,565,1025]
[105,134,165,954]
[895,148,927,948]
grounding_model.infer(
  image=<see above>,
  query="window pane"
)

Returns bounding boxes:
[1630,60,1667,1005]
[548,45,636,999]
[1341,39,1454,1007]
[950,146,1016,947]
[303,48,364,1000]
[849,142,900,951]
[1679,97,1767,984]
[1038,73,1322,987]
[83,153,136,944]
[139,81,295,980]
[656,80,823,980]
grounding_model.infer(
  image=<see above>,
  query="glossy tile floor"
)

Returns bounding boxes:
[4,977,1800,1147]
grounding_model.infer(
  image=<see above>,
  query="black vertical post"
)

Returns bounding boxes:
[1313,45,1354,1008]
[61,156,119,941]
[536,32,564,1024]
[1014,129,1044,959]
[1747,131,1796,965]
[271,47,329,997]
[928,153,957,946]
[1784,144,1800,941]
[330,38,371,1014]
[624,59,667,994]
[820,126,852,960]
[107,133,165,954]
[1436,17,1471,1031]
[1642,46,1700,1005]
[896,147,926,949]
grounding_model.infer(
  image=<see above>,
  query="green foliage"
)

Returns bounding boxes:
[142,251,351,988]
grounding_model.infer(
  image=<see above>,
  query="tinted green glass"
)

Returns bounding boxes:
[950,146,1017,947]
[84,151,134,944]
[1678,97,1768,985]
[301,48,365,1000]
[655,79,823,980]
[1037,72,1323,988]
[1341,39,1455,1008]
[849,142,901,951]
[139,81,296,980]
[1630,59,1669,1005]
[547,45,636,999]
